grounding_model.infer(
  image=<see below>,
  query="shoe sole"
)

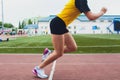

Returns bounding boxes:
[32,69,48,79]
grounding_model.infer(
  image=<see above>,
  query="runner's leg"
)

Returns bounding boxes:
[64,32,77,53]
[39,34,64,68]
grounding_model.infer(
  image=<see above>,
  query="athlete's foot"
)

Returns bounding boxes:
[32,66,48,79]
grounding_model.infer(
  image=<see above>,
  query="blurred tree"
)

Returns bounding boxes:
[4,23,14,28]
[0,21,14,28]
[28,19,33,24]
[21,20,26,29]
[18,21,22,29]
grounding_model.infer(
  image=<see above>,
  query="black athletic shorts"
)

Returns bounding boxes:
[50,16,69,35]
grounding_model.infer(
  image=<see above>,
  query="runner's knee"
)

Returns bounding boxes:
[68,45,78,52]
[54,50,64,58]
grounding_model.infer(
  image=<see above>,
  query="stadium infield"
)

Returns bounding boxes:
[0,54,120,80]
[0,34,120,53]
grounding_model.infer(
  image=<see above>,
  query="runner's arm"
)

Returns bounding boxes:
[84,7,107,20]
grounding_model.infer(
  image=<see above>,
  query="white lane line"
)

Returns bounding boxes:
[48,60,56,80]
[0,54,120,56]
[0,45,120,48]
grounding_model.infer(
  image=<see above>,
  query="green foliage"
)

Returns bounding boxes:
[0,22,2,26]
[22,21,26,29]
[19,21,26,29]
[0,21,14,28]
[18,21,22,29]
[0,22,2,28]
[28,19,33,24]
[4,23,14,28]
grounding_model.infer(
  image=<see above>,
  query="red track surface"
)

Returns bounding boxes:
[0,54,120,80]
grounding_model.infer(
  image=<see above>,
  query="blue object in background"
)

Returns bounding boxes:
[114,18,120,31]
[92,25,97,30]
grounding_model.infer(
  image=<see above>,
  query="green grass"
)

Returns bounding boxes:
[0,34,120,53]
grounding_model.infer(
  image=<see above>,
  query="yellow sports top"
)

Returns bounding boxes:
[57,0,81,26]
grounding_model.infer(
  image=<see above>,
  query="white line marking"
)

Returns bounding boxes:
[48,60,56,80]
[78,45,120,47]
[0,46,53,48]
[0,45,120,48]
[0,53,119,55]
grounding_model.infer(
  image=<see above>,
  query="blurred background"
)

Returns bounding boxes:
[0,0,120,53]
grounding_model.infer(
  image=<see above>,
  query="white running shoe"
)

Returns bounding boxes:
[32,66,48,79]
[42,48,51,61]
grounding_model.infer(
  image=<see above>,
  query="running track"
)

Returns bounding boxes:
[0,54,120,80]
